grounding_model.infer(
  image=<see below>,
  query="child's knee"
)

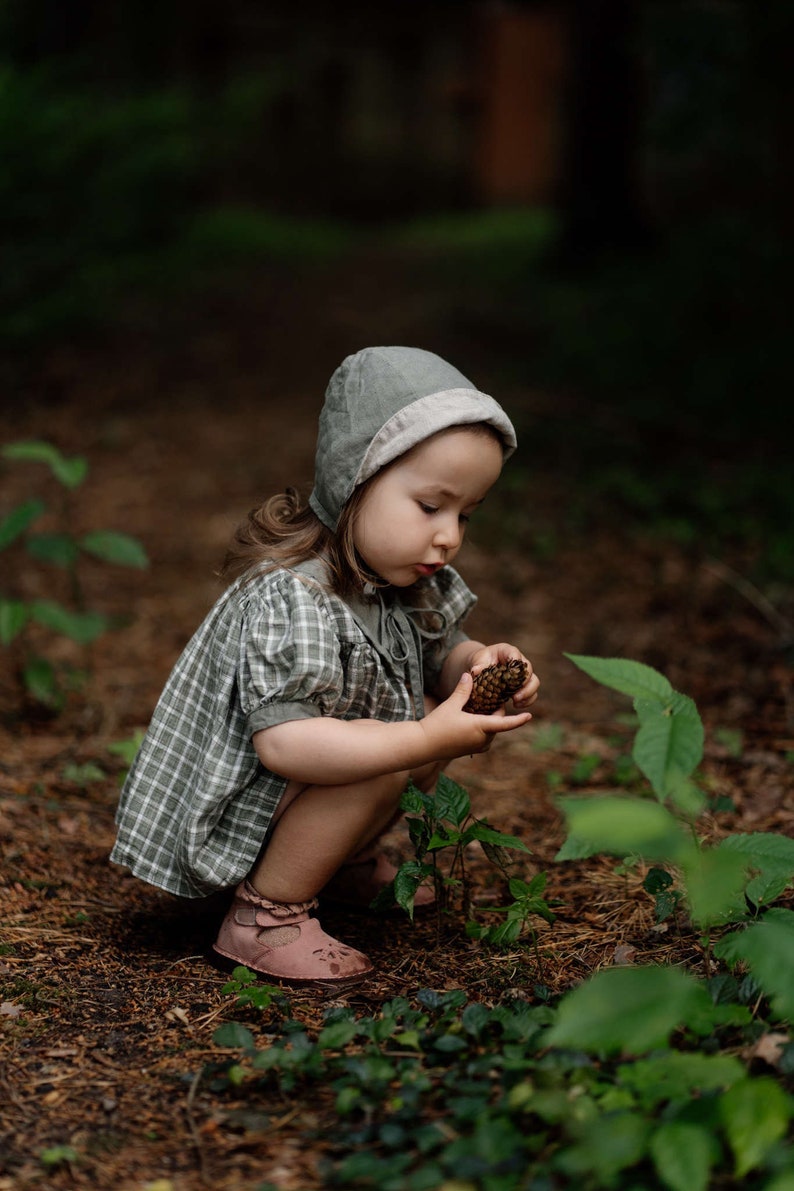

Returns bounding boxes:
[361,770,412,818]
[410,760,443,793]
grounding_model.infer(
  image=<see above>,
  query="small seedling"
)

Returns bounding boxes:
[221,965,285,1013]
[39,1145,78,1170]
[466,872,557,968]
[374,774,536,932]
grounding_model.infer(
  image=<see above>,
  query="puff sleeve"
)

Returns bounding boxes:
[237,572,347,735]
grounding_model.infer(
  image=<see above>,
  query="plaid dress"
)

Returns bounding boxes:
[110,560,476,897]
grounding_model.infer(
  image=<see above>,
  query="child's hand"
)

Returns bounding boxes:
[468,643,540,710]
[420,671,532,761]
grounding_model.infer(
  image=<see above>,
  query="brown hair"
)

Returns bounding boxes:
[220,485,379,598]
[221,420,506,598]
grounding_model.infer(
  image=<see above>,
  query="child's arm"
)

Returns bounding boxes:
[253,671,530,787]
[435,639,540,710]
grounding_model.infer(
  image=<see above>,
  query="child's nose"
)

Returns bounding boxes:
[433,516,462,551]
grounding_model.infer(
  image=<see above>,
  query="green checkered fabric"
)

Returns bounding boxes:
[110,562,475,897]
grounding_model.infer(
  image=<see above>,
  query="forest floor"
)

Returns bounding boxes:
[1,247,793,1189]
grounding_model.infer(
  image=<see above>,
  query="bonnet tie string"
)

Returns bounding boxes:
[380,602,450,663]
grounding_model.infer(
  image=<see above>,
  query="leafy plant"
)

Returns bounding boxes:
[0,440,148,708]
[557,655,794,1013]
[373,774,548,953]
[211,977,793,1190]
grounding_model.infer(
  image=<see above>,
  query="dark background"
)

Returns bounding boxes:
[2,0,791,585]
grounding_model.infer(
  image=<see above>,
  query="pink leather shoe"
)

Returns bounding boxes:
[320,850,436,910]
[213,881,373,987]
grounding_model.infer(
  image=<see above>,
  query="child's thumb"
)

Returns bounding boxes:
[453,671,473,707]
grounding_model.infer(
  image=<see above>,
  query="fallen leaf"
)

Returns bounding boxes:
[0,1001,22,1018]
[166,1006,190,1027]
[748,1032,790,1069]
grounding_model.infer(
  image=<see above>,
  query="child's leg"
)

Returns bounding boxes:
[213,769,415,986]
[249,769,413,903]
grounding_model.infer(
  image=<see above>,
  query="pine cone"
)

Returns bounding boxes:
[464,659,528,714]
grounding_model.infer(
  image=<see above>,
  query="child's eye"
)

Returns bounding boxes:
[418,502,437,515]
[459,513,471,524]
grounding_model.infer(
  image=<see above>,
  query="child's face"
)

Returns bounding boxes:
[352,427,504,587]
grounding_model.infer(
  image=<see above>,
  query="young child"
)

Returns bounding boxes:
[111,346,539,986]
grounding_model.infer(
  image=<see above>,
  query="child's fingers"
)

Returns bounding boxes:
[450,670,474,706]
[485,710,532,733]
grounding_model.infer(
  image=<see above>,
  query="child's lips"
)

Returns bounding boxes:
[416,562,442,576]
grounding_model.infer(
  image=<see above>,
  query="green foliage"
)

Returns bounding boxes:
[39,1145,79,1169]
[211,979,793,1190]
[714,910,794,1022]
[219,966,284,1015]
[558,654,794,1021]
[374,775,544,950]
[0,441,148,708]
[545,965,705,1055]
[564,654,705,803]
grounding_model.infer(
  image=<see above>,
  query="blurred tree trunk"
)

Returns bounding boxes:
[555,0,653,263]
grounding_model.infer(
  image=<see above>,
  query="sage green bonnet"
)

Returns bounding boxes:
[309,346,517,531]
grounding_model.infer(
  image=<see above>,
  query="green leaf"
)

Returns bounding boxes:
[681,844,750,928]
[545,965,702,1055]
[393,860,434,921]
[555,1111,650,1182]
[213,1021,256,1051]
[433,773,470,826]
[0,498,45,549]
[39,1145,79,1169]
[565,654,674,703]
[81,530,148,568]
[2,441,87,488]
[23,656,60,706]
[464,822,531,853]
[30,599,109,644]
[643,867,674,895]
[632,696,704,799]
[478,918,524,946]
[555,833,604,861]
[718,833,794,908]
[764,1173,794,1191]
[617,1051,745,1108]
[62,762,105,784]
[650,1121,717,1191]
[426,829,461,850]
[26,532,80,568]
[400,781,426,815]
[317,1019,359,1049]
[719,1077,792,1178]
[667,774,708,817]
[107,730,145,765]
[509,873,547,899]
[556,796,688,864]
[714,910,794,1020]
[0,598,28,644]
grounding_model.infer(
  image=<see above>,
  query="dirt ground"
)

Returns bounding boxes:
[1,251,793,1189]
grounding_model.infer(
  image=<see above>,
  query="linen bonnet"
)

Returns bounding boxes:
[309,346,517,530]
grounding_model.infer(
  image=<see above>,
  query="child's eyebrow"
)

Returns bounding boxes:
[424,486,486,504]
